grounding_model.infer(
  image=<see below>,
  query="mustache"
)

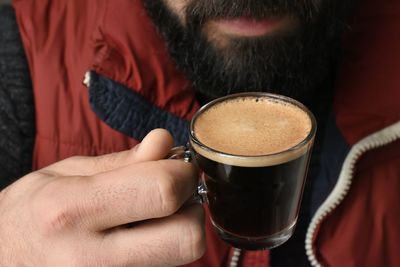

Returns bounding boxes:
[185,0,322,23]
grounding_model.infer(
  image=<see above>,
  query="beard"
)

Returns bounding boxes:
[143,0,352,102]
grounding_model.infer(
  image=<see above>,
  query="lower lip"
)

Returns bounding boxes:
[212,17,287,37]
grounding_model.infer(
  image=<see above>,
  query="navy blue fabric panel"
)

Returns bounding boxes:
[88,72,190,145]
[310,113,350,215]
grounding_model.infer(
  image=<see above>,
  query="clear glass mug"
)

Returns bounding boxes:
[170,92,316,250]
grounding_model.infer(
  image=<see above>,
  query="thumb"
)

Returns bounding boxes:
[43,129,175,176]
[133,128,175,162]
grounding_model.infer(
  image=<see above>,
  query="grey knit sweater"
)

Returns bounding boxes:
[0,5,35,190]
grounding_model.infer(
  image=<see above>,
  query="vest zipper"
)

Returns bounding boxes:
[229,248,242,267]
[305,121,400,267]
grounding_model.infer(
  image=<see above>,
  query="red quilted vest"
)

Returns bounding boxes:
[13,0,269,266]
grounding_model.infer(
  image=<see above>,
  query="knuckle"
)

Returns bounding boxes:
[33,182,83,235]
[41,203,81,234]
[155,172,181,215]
[188,229,206,261]
[178,211,206,262]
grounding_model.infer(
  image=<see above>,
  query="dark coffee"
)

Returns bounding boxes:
[190,93,315,249]
[194,152,310,249]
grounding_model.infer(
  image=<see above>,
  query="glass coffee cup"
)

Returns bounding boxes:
[172,92,316,250]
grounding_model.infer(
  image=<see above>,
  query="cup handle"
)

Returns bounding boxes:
[168,145,208,204]
[167,146,192,162]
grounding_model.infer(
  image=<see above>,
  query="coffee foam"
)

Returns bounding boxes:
[191,96,313,167]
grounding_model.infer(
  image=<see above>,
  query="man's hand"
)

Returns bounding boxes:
[0,129,205,266]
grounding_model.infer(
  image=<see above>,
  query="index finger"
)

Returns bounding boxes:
[51,159,199,231]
